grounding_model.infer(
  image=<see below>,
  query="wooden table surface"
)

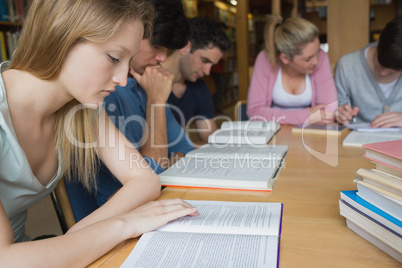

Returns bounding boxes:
[88,125,401,267]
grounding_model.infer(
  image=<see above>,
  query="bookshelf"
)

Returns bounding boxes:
[0,0,30,61]
[197,1,238,109]
[196,1,255,111]
[182,0,198,18]
[0,21,20,32]
[303,0,398,71]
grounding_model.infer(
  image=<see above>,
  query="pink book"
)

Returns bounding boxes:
[363,140,402,172]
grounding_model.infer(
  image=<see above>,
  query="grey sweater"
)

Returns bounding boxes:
[335,44,402,123]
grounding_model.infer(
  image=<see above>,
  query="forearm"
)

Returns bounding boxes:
[69,175,160,233]
[1,217,129,268]
[140,103,169,168]
[196,119,217,144]
[170,152,185,167]
[249,104,310,125]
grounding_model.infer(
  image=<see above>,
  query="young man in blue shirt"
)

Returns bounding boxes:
[95,0,193,206]
[162,17,232,144]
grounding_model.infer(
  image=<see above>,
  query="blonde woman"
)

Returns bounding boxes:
[0,0,197,266]
[247,15,337,125]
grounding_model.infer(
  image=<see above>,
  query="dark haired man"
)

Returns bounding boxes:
[335,16,402,127]
[162,16,232,144]
[95,0,193,206]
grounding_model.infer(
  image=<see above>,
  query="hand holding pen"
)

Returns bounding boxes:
[335,104,359,125]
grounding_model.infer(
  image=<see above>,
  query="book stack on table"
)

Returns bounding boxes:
[339,140,402,262]
[159,121,288,191]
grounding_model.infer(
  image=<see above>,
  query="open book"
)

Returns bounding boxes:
[121,200,283,268]
[159,144,288,191]
[342,130,402,147]
[208,121,281,145]
[347,123,402,132]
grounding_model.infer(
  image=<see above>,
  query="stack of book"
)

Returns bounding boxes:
[160,121,288,191]
[339,140,402,262]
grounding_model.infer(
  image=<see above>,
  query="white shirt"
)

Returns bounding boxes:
[365,45,399,99]
[272,68,312,110]
[0,62,63,242]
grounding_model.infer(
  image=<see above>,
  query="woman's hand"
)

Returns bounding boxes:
[335,104,359,125]
[309,104,335,124]
[122,199,198,238]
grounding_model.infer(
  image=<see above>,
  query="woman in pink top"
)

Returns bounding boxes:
[247,15,337,125]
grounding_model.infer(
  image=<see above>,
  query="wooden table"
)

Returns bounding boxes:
[88,125,401,267]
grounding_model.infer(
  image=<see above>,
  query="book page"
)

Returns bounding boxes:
[347,123,402,132]
[186,144,288,160]
[208,128,276,145]
[221,120,279,131]
[371,169,402,182]
[121,231,279,268]
[158,201,282,236]
[121,200,282,268]
[355,180,402,202]
[356,169,402,191]
[342,131,402,147]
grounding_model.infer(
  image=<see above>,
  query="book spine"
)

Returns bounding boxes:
[356,169,402,192]
[5,0,16,22]
[364,155,402,172]
[14,0,23,23]
[0,32,7,61]
[0,0,8,21]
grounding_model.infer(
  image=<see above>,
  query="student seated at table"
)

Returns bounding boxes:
[0,1,197,267]
[162,17,232,144]
[95,0,194,207]
[247,15,337,125]
[335,16,402,127]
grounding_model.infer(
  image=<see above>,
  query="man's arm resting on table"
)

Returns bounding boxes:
[371,111,402,128]
[195,118,218,144]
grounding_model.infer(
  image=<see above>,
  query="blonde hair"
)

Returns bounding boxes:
[264,15,318,69]
[10,0,154,190]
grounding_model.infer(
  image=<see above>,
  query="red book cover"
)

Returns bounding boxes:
[363,140,402,171]
[363,140,402,160]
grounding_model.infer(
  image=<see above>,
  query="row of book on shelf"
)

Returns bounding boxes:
[0,0,28,23]
[0,30,18,61]
[122,120,286,267]
[339,139,402,262]
[0,0,27,61]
